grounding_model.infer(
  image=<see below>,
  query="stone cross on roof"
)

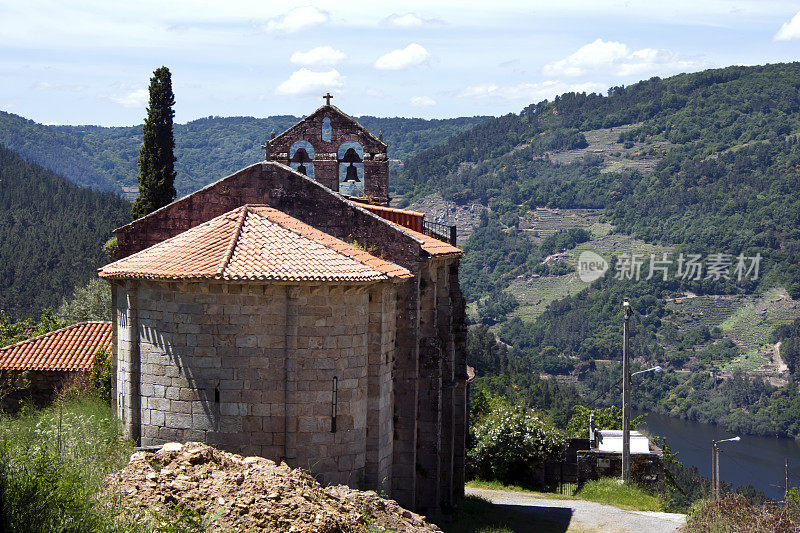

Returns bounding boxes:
[324,92,333,105]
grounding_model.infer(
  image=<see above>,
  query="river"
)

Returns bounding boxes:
[633,410,800,500]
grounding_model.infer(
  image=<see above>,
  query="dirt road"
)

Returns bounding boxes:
[466,487,686,533]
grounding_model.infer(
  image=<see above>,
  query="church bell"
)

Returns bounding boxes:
[290,147,313,176]
[344,163,360,183]
[340,147,362,183]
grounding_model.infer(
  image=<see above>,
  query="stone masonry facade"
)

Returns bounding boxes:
[113,280,395,488]
[107,105,467,513]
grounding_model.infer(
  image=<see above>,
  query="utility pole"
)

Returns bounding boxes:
[622,298,632,483]
[786,458,790,503]
[715,445,720,499]
[711,440,717,500]
[713,436,740,500]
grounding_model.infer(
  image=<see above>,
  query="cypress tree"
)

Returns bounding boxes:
[132,66,176,219]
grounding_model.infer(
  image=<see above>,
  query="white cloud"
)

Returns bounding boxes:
[366,88,385,98]
[290,46,346,67]
[374,43,429,70]
[263,6,328,34]
[775,10,800,41]
[381,13,441,28]
[109,88,148,108]
[275,68,343,96]
[458,80,606,102]
[543,38,700,78]
[410,96,436,107]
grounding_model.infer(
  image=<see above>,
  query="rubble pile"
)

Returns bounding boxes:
[103,442,442,532]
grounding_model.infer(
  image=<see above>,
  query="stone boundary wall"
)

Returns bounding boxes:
[0,369,86,412]
[576,449,664,488]
[113,279,397,488]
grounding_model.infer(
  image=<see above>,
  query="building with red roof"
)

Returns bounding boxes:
[101,100,466,513]
[0,321,111,409]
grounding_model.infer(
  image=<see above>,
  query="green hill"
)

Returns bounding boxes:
[0,144,130,317]
[0,112,489,198]
[400,62,800,296]
[403,63,800,439]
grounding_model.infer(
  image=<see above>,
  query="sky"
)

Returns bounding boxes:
[2,1,800,126]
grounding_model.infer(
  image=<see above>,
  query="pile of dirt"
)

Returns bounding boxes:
[103,442,442,532]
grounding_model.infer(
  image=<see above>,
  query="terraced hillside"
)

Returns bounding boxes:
[505,208,672,321]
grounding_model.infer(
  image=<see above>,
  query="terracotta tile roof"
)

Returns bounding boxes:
[0,321,112,371]
[408,227,462,257]
[99,205,412,282]
[358,204,425,233]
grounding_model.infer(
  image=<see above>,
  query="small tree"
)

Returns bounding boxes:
[56,278,112,324]
[132,66,176,220]
[468,405,567,485]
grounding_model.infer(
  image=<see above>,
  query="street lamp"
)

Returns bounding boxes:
[712,436,741,500]
[622,299,632,482]
[632,366,662,377]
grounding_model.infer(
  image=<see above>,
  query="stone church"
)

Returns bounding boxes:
[99,100,468,513]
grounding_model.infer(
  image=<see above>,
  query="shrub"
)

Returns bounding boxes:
[91,349,113,405]
[468,405,566,485]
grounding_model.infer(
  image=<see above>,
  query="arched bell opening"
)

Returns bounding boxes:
[337,141,364,197]
[321,117,332,142]
[289,140,315,179]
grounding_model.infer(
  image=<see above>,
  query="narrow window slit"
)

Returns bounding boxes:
[331,376,338,433]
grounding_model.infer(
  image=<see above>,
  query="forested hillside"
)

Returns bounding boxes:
[400,62,800,438]
[0,145,130,317]
[0,112,489,197]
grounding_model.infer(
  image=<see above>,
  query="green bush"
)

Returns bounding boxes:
[468,405,566,485]
[91,349,113,405]
[0,443,107,532]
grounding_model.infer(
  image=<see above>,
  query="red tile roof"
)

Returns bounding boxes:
[0,321,112,371]
[405,226,462,257]
[98,205,412,282]
[358,204,425,233]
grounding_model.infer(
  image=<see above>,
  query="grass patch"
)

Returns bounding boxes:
[575,479,663,512]
[0,395,134,531]
[441,495,567,533]
[0,395,225,532]
[467,478,664,512]
[686,495,799,532]
[467,480,578,499]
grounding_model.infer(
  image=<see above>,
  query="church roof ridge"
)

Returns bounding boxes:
[99,204,413,283]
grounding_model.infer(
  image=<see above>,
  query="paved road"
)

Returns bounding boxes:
[466,487,686,533]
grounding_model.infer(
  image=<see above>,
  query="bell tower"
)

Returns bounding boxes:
[264,94,390,205]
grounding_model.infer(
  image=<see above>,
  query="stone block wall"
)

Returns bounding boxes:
[267,105,389,203]
[366,285,397,494]
[113,279,397,488]
[576,450,665,488]
[0,370,87,412]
